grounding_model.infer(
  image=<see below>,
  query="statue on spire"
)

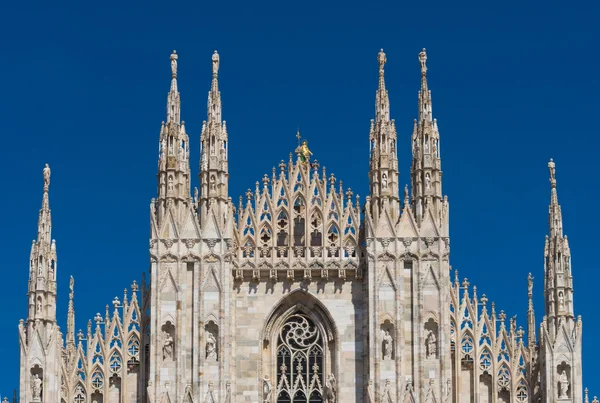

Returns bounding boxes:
[43,164,51,190]
[378,49,386,77]
[69,275,75,299]
[170,50,178,78]
[212,50,220,77]
[419,48,427,75]
[548,158,556,187]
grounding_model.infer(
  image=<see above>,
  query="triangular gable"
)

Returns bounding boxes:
[159,267,179,293]
[396,207,418,238]
[422,264,440,290]
[160,210,178,239]
[420,207,440,237]
[202,206,222,239]
[379,265,397,291]
[180,208,201,239]
[202,266,221,292]
[376,208,396,238]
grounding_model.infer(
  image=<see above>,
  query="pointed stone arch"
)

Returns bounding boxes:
[260,289,339,401]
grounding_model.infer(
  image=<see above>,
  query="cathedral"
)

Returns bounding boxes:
[17,48,595,403]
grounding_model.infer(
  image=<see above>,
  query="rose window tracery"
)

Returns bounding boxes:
[276,314,324,402]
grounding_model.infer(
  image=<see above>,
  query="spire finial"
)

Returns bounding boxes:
[170,50,178,78]
[419,48,427,75]
[69,275,75,300]
[378,49,386,89]
[43,163,51,192]
[548,158,557,188]
[378,49,386,74]
[212,50,220,78]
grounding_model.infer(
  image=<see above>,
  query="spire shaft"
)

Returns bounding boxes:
[208,50,222,124]
[199,50,229,228]
[66,276,75,347]
[411,49,445,228]
[368,49,400,223]
[155,51,192,226]
[543,159,574,340]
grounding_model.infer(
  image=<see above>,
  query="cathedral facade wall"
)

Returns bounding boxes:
[232,279,365,402]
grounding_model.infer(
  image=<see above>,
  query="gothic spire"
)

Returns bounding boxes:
[418,48,433,122]
[66,276,76,348]
[548,158,563,238]
[543,159,574,340]
[155,51,191,226]
[199,50,230,230]
[527,273,536,347]
[38,164,52,245]
[368,49,400,224]
[375,49,390,124]
[410,48,445,229]
[208,50,222,124]
[26,164,58,324]
[166,50,180,124]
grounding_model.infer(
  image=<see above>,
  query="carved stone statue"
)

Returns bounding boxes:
[425,173,432,189]
[262,375,272,402]
[528,273,534,295]
[212,50,220,76]
[43,164,51,189]
[419,48,427,74]
[559,370,569,398]
[559,292,565,310]
[378,49,386,74]
[325,373,337,403]
[162,331,173,361]
[382,173,388,190]
[37,299,42,315]
[206,331,217,360]
[31,374,42,400]
[170,50,178,78]
[426,330,437,359]
[382,330,393,359]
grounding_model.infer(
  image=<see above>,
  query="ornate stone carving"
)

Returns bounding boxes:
[382,330,393,360]
[325,373,337,403]
[558,370,569,398]
[262,375,272,402]
[162,331,174,361]
[426,329,437,359]
[206,330,217,361]
[31,374,42,401]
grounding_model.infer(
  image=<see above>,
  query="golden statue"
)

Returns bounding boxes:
[299,140,312,164]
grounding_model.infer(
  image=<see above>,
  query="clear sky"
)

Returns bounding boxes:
[1,0,599,396]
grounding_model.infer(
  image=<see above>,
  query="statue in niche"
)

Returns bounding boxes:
[425,173,431,189]
[382,330,393,359]
[162,331,173,361]
[31,374,42,400]
[382,173,388,190]
[559,370,569,398]
[206,331,217,360]
[325,373,337,403]
[559,292,565,310]
[167,175,174,192]
[262,375,272,402]
[210,175,216,191]
[426,330,437,359]
[37,299,42,315]
[432,140,437,157]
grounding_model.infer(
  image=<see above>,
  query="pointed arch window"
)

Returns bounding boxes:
[74,384,86,403]
[276,313,324,402]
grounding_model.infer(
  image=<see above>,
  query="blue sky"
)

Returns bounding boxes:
[1,0,599,395]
